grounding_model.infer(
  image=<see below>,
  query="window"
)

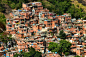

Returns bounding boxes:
[21,23,24,24]
[24,30,26,31]
[8,25,12,27]
[43,26,45,28]
[20,26,22,28]
[23,26,24,28]
[76,30,77,32]
[16,24,18,26]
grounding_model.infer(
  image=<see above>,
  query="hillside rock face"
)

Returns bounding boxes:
[77,0,86,6]
[4,4,12,14]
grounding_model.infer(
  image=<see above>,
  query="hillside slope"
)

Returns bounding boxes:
[71,0,86,12]
[3,4,12,18]
[77,0,86,6]
[0,0,86,31]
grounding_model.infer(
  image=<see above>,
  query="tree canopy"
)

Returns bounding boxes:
[75,55,81,57]
[0,13,6,26]
[0,33,12,45]
[41,0,86,19]
[14,47,42,57]
[48,40,72,56]
[57,30,66,39]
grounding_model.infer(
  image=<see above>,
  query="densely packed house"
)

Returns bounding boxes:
[0,2,86,57]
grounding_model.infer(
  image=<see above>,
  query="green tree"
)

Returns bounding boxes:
[0,13,6,25]
[48,40,72,57]
[0,4,5,12]
[57,30,66,39]
[59,40,72,56]
[10,3,16,9]
[27,47,36,57]
[23,52,31,57]
[75,55,81,57]
[48,42,58,52]
[34,51,42,57]
[42,0,86,19]
[66,4,85,19]
[14,53,20,57]
[14,47,42,57]
[0,33,13,47]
